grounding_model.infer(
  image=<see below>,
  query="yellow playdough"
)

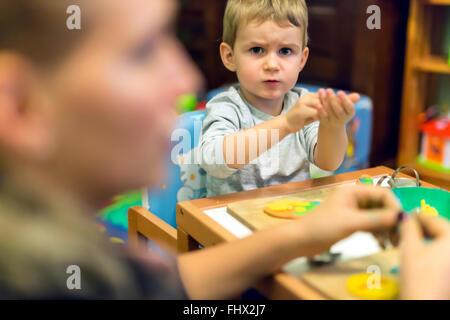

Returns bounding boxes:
[347,273,399,300]
[420,199,438,216]
[265,200,314,211]
[265,200,294,212]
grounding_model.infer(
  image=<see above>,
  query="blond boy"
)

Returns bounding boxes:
[199,0,360,197]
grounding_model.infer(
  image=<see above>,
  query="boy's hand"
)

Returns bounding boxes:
[317,89,359,129]
[283,92,322,133]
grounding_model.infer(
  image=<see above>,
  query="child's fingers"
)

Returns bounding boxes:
[317,90,329,119]
[337,91,355,115]
[316,103,328,120]
[348,93,360,103]
[298,93,320,110]
[327,89,344,120]
[320,90,336,119]
[318,88,327,103]
[304,93,321,108]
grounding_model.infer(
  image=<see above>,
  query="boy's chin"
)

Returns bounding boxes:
[257,90,286,100]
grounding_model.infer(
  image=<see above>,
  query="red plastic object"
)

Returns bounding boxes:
[196,100,207,110]
[421,117,450,138]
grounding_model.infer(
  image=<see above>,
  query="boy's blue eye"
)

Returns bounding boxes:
[250,47,264,55]
[279,48,292,55]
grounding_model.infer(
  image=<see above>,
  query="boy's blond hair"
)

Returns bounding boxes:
[223,0,309,49]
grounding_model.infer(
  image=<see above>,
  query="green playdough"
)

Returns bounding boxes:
[294,201,320,216]
[359,178,374,185]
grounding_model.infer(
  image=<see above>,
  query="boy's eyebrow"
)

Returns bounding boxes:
[279,42,301,49]
[244,40,301,49]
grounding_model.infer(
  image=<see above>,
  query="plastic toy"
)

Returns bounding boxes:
[418,116,450,173]
[176,94,198,114]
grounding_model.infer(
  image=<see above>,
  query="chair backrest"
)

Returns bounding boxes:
[142,110,206,228]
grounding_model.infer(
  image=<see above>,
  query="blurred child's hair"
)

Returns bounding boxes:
[223,0,309,49]
[0,0,83,67]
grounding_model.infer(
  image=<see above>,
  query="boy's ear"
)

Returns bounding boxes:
[220,42,237,72]
[0,52,53,161]
[298,47,309,72]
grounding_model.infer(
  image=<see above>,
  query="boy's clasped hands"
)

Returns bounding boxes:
[283,89,361,133]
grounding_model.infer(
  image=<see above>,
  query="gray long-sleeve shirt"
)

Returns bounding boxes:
[199,84,319,197]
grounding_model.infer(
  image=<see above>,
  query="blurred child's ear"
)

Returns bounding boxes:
[0,52,53,161]
[220,42,237,72]
[298,47,309,72]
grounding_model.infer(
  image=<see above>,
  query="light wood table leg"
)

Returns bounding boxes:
[177,227,200,253]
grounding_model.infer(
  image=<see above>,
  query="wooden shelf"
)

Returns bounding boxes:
[413,56,450,74]
[398,0,449,189]
[408,160,450,189]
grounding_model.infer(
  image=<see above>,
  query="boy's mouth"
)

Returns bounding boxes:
[264,80,280,86]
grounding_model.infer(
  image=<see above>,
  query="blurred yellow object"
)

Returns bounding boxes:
[265,200,294,212]
[347,273,399,300]
[420,199,439,216]
[109,237,125,244]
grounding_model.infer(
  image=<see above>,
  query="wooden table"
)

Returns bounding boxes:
[175,166,436,299]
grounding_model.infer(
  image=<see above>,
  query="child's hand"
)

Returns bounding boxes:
[283,92,322,133]
[317,89,359,129]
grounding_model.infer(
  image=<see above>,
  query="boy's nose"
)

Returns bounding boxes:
[263,54,280,72]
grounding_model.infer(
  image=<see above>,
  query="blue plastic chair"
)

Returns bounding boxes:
[129,111,206,255]
[141,110,207,229]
